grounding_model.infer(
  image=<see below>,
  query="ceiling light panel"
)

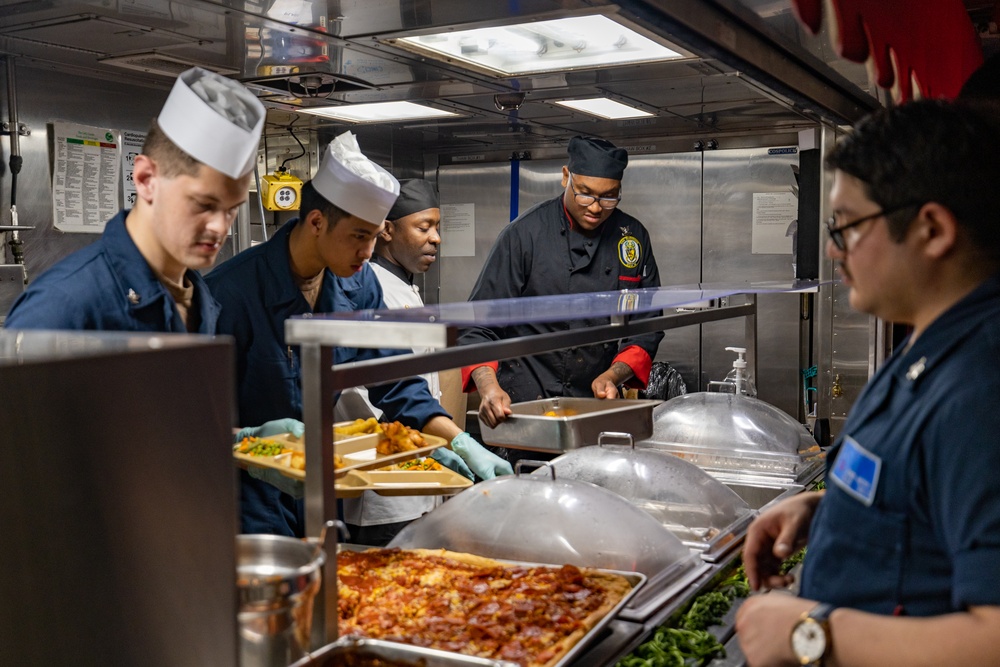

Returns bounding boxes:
[391,15,685,76]
[298,101,459,123]
[553,97,654,119]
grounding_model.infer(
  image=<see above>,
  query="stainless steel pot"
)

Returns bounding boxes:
[236,534,326,667]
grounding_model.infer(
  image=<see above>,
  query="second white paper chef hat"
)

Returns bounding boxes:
[157,67,266,179]
[310,131,400,224]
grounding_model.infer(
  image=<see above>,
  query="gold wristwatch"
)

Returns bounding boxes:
[791,602,835,666]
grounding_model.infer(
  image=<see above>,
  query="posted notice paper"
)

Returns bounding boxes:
[52,122,121,233]
[440,203,476,257]
[751,191,796,254]
[121,130,147,209]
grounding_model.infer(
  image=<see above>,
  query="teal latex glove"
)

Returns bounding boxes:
[430,447,474,481]
[235,418,306,499]
[450,432,513,480]
[235,418,305,442]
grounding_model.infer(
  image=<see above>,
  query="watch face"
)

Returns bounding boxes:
[791,618,826,663]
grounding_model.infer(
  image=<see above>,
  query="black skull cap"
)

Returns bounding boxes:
[567,136,628,180]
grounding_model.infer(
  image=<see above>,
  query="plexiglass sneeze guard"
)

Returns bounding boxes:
[283,280,819,648]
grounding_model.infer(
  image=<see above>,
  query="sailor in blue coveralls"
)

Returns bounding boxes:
[207,132,511,538]
[735,101,1000,666]
[7,67,265,333]
[459,137,664,466]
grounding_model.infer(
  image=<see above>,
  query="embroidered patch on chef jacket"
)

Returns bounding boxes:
[830,435,882,506]
[618,236,641,269]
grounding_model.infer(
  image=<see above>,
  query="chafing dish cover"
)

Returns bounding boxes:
[389,475,695,577]
[535,445,752,541]
[648,392,815,454]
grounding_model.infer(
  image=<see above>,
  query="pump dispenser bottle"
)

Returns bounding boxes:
[723,347,757,398]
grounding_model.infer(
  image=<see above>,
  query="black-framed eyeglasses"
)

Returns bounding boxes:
[568,173,621,209]
[824,201,924,251]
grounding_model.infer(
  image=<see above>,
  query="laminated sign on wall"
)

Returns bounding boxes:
[440,203,476,257]
[52,122,121,233]
[751,191,796,254]
[122,130,147,209]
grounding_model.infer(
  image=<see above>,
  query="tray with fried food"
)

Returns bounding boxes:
[335,420,448,475]
[234,421,448,481]
[233,433,307,480]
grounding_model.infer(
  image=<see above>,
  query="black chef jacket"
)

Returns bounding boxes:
[459,195,663,404]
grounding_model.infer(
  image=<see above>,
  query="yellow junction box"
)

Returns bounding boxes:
[260,170,303,211]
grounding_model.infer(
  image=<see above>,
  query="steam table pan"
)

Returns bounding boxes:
[289,636,519,666]
[479,397,662,451]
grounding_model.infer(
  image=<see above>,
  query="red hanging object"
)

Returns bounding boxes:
[790,0,983,101]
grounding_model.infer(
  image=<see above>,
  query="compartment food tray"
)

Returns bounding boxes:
[335,467,473,498]
[233,423,447,480]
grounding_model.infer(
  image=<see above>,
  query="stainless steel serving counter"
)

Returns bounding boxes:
[284,280,821,651]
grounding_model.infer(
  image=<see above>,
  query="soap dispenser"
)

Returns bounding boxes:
[723,346,757,398]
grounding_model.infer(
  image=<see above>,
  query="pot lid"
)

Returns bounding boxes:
[647,392,815,455]
[537,445,752,543]
[389,474,695,577]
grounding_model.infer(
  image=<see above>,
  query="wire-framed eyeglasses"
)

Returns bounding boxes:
[825,202,924,251]
[568,173,622,209]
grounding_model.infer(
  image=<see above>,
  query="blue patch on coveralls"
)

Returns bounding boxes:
[830,436,882,506]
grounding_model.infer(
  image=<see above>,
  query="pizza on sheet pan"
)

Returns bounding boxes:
[337,548,632,667]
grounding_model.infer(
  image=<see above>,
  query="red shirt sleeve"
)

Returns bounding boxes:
[613,345,653,388]
[461,361,499,393]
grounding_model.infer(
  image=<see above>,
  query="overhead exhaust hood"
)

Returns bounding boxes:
[383,14,690,77]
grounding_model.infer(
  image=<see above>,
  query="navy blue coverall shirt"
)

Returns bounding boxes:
[206,220,448,537]
[801,271,1000,616]
[6,211,219,333]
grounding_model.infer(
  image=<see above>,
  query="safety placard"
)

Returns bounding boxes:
[52,122,121,233]
[121,130,147,210]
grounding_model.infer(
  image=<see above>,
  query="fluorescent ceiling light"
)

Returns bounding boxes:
[553,97,654,120]
[298,101,459,123]
[391,15,685,76]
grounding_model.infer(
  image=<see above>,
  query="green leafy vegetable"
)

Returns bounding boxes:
[616,562,752,667]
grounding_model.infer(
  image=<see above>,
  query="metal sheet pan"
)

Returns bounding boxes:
[540,566,645,667]
[480,397,662,452]
[290,636,520,666]
[234,429,447,480]
[640,440,825,485]
[331,547,646,667]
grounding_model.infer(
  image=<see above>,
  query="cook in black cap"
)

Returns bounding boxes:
[461,134,663,450]
[340,178,452,546]
[567,135,629,180]
[373,178,442,288]
[561,136,629,231]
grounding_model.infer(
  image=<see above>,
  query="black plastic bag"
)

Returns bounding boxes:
[620,361,688,400]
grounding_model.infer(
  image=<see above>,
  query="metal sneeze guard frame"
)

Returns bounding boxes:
[284,280,820,650]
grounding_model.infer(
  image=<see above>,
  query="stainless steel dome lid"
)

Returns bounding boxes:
[389,473,697,578]
[533,444,752,545]
[648,392,816,455]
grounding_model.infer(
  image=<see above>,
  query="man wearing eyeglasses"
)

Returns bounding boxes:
[736,100,1000,666]
[460,136,663,441]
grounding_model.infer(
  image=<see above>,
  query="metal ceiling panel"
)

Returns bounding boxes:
[0,14,200,53]
[0,0,896,152]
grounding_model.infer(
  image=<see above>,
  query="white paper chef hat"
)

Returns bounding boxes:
[157,67,266,179]
[310,131,400,224]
